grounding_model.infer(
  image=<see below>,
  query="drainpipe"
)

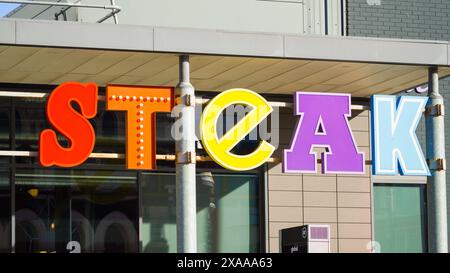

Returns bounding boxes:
[426,66,448,253]
[175,55,197,253]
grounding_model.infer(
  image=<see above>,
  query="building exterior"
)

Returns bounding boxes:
[346,0,450,249]
[7,0,346,35]
[0,0,448,253]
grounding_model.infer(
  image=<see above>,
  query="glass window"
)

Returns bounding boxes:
[0,158,10,252]
[15,169,138,253]
[141,172,260,253]
[0,97,9,150]
[12,97,175,165]
[1,88,263,253]
[13,98,127,153]
[14,98,47,153]
[93,100,125,155]
[374,184,427,253]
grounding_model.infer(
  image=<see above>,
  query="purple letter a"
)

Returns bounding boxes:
[283,92,364,174]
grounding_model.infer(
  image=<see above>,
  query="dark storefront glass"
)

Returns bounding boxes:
[14,169,138,253]
[13,98,175,164]
[13,98,128,156]
[0,97,11,252]
[0,97,9,150]
[0,88,262,253]
[141,172,260,253]
[12,95,140,253]
[0,158,10,252]
[14,98,44,153]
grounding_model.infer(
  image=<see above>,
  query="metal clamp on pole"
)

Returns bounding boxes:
[425,104,445,117]
[184,94,195,107]
[427,158,447,171]
[175,94,195,107]
[175,151,196,164]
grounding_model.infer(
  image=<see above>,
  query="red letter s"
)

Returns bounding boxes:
[39,82,98,167]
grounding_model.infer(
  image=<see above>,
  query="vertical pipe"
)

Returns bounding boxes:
[426,66,448,253]
[176,55,197,253]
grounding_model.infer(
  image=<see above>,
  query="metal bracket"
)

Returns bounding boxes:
[427,158,447,171]
[176,151,196,164]
[425,104,445,117]
[175,94,195,106]
[185,94,195,107]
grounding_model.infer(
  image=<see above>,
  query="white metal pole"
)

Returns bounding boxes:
[175,55,197,253]
[426,66,448,253]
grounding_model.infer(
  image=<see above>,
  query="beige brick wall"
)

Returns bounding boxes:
[267,108,372,253]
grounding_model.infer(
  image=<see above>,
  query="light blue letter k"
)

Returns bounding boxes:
[371,95,430,176]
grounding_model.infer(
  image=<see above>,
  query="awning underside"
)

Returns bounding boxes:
[1,45,449,97]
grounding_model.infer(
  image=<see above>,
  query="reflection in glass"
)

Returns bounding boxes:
[2,92,262,253]
[0,98,9,150]
[14,98,48,153]
[12,98,177,165]
[0,158,10,252]
[15,169,138,253]
[141,172,260,253]
[374,184,427,253]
